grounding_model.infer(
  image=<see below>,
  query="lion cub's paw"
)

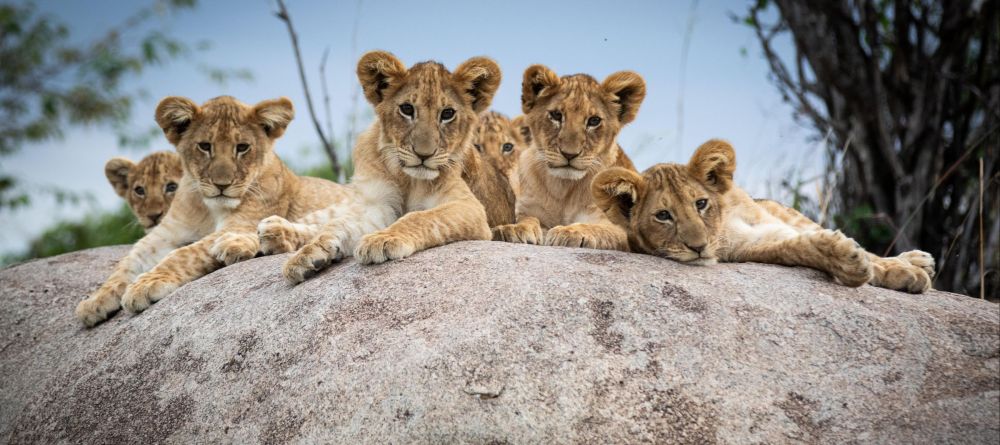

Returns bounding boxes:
[898,250,936,279]
[210,232,259,265]
[810,230,873,287]
[75,293,120,328]
[283,236,344,284]
[492,221,544,245]
[355,231,417,265]
[121,273,179,313]
[872,255,933,294]
[545,224,603,249]
[258,216,299,255]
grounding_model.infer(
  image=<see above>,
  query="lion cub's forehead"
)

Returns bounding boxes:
[130,153,180,185]
[396,62,461,108]
[477,112,511,138]
[549,75,610,115]
[644,164,706,206]
[193,97,257,140]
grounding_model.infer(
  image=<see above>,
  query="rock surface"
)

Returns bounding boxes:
[0,242,997,444]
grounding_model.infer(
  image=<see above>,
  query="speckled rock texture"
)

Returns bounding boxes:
[1,242,997,444]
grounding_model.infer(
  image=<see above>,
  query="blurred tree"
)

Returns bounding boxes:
[0,0,250,212]
[743,0,999,297]
[1,204,143,265]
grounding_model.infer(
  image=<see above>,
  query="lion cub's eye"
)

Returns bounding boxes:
[654,210,672,222]
[134,186,145,197]
[696,199,708,210]
[549,110,563,122]
[502,142,514,153]
[440,108,456,122]
[399,103,415,118]
[587,116,602,127]
[165,182,178,193]
[236,143,250,154]
[197,142,212,153]
[474,143,483,152]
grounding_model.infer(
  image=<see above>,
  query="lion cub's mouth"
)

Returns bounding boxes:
[402,165,441,180]
[546,165,587,180]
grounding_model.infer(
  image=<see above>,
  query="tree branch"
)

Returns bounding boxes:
[274,0,341,180]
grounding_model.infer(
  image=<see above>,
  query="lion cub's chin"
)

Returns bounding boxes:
[547,166,588,181]
[402,166,441,180]
[204,196,242,211]
[663,254,718,266]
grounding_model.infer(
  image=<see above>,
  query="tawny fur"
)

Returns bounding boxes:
[463,111,523,227]
[592,139,937,293]
[258,51,497,284]
[492,64,645,251]
[76,96,349,327]
[105,151,183,230]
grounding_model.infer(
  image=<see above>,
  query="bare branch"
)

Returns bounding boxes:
[274,0,341,180]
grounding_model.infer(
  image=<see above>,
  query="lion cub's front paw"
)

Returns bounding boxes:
[121,273,178,313]
[872,252,933,294]
[810,230,873,287]
[210,232,259,265]
[283,236,345,284]
[492,220,544,244]
[75,292,121,328]
[258,216,300,255]
[355,231,417,265]
[898,250,936,279]
[545,224,603,249]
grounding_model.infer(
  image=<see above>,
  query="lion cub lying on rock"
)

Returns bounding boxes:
[257,51,500,283]
[76,96,348,326]
[493,64,646,251]
[592,139,936,293]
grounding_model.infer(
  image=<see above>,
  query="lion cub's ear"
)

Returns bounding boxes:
[254,97,295,139]
[601,71,646,124]
[357,50,407,106]
[452,57,501,113]
[511,115,532,146]
[592,167,646,224]
[105,157,136,198]
[687,139,736,193]
[521,65,560,114]
[155,96,199,145]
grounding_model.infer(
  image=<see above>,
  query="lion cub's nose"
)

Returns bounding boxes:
[148,213,162,225]
[213,182,230,192]
[560,150,580,161]
[686,243,706,254]
[416,151,435,162]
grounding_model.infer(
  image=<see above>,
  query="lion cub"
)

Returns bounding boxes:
[257,51,499,283]
[105,151,183,230]
[592,139,936,293]
[492,64,645,251]
[76,96,349,326]
[463,111,525,227]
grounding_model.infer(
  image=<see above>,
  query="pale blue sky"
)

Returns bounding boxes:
[1,0,821,253]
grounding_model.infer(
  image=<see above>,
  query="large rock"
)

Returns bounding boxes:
[0,242,997,444]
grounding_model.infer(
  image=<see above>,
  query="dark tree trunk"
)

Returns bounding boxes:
[747,0,999,297]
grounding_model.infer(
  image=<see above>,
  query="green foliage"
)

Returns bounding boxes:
[0,0,251,214]
[2,204,144,266]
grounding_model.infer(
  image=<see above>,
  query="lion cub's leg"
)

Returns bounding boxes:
[258,216,321,255]
[258,203,358,255]
[356,199,491,265]
[121,228,258,312]
[492,216,545,245]
[735,229,873,287]
[75,227,185,327]
[283,204,398,283]
[545,222,629,251]
[866,250,935,293]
